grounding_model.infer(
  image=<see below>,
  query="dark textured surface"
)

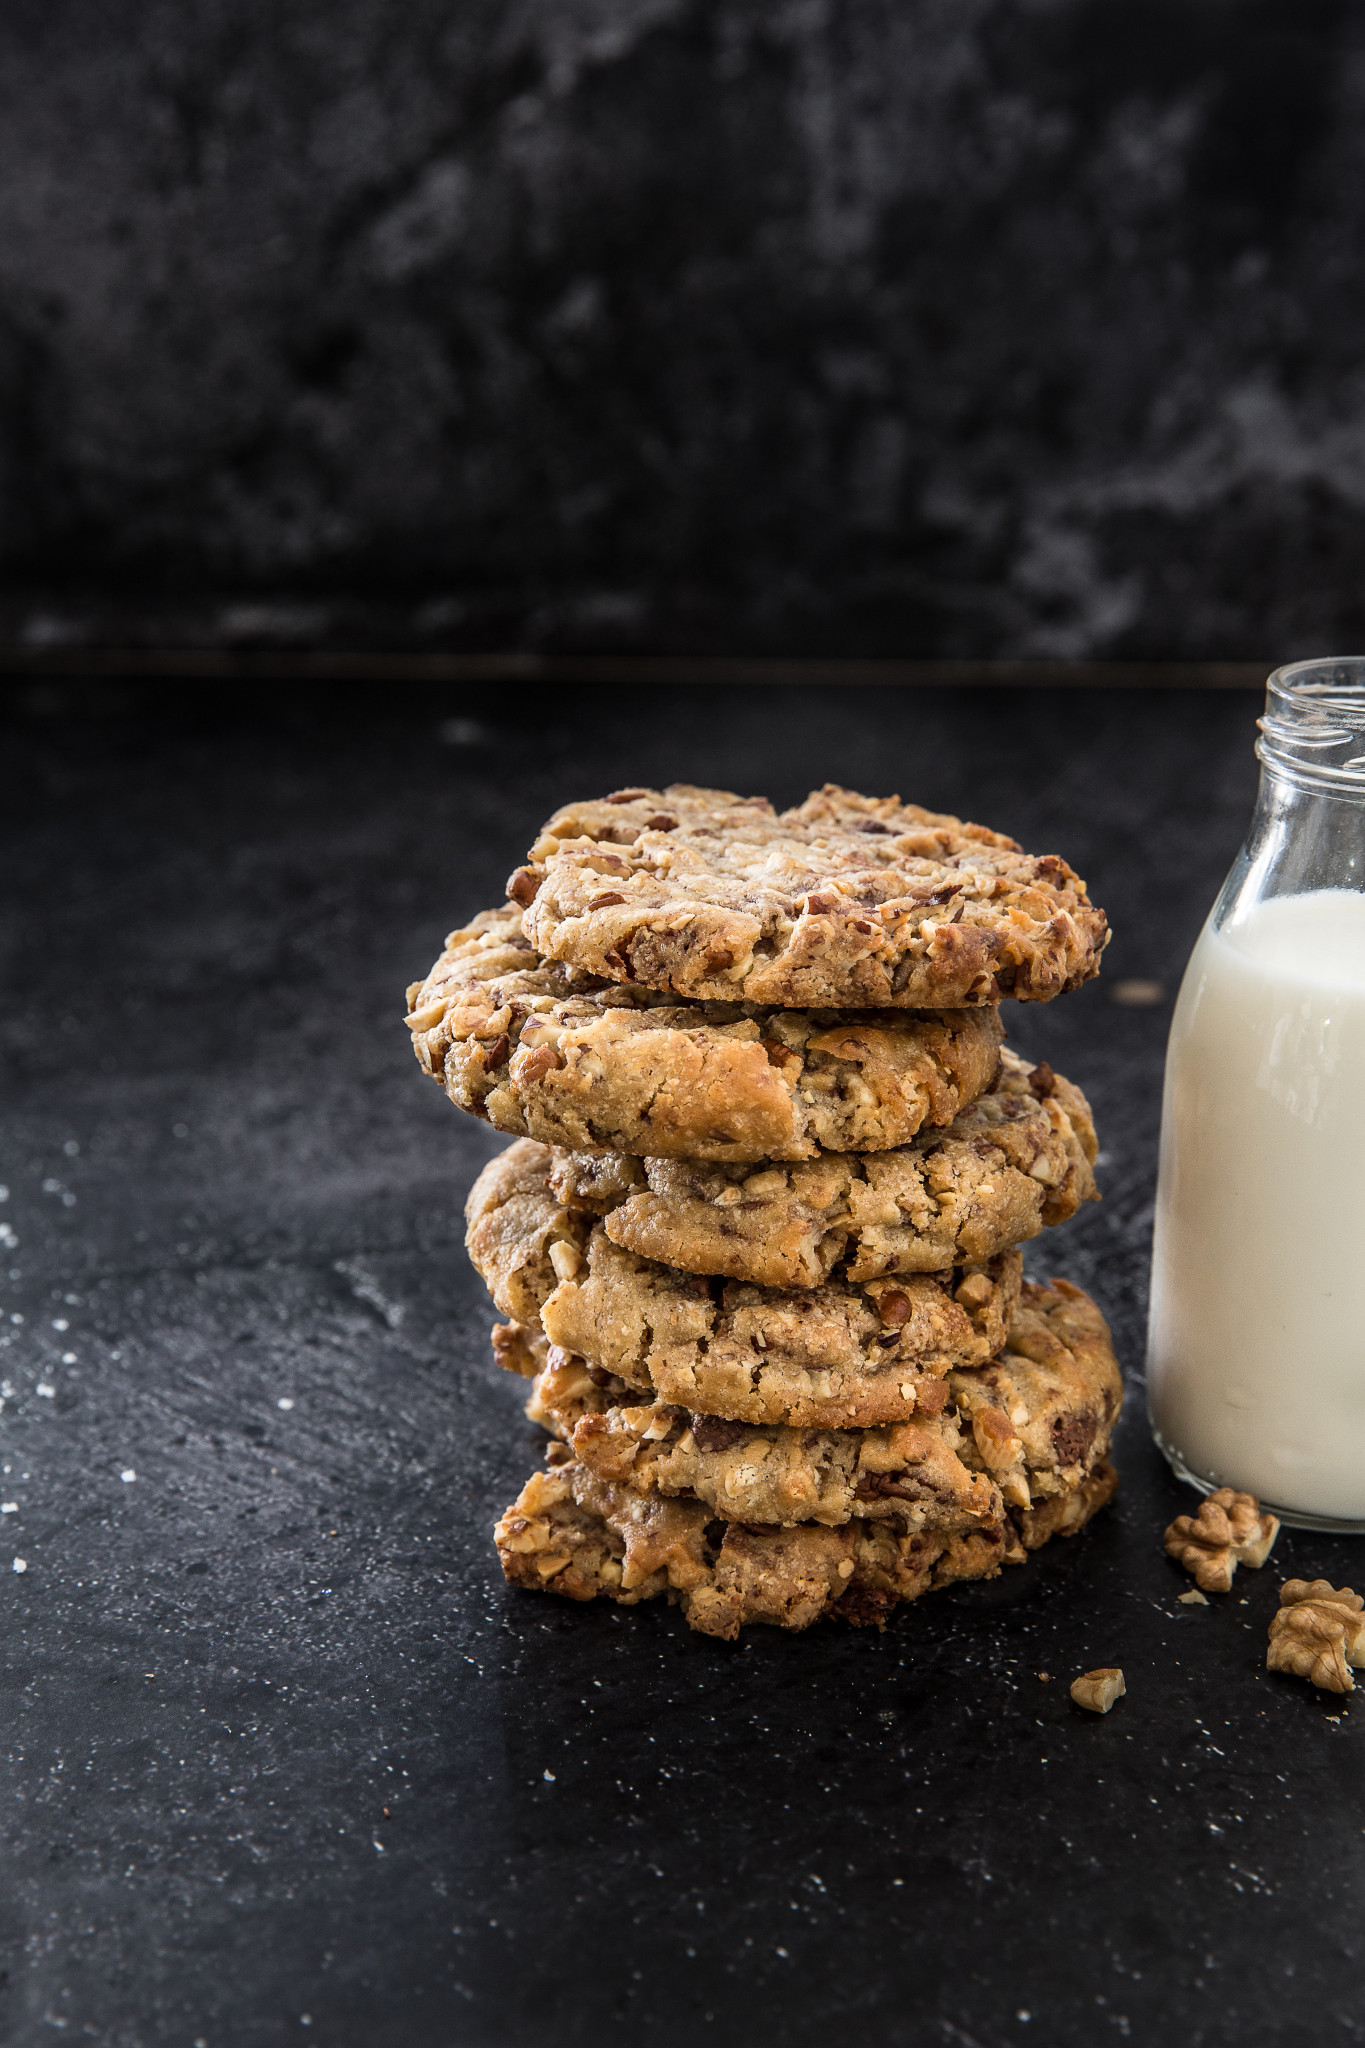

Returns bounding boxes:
[5,3,1365,657]
[2,683,1362,2048]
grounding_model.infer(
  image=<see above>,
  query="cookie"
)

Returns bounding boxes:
[407,907,1004,1161]
[523,1337,1003,1535]
[493,1452,1119,1639]
[548,1048,1097,1287]
[511,783,1108,1009]
[465,1139,1021,1426]
[511,1276,1121,1528]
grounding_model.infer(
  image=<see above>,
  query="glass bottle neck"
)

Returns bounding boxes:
[1214,763,1365,933]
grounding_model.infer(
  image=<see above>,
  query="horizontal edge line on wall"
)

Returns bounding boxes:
[0,648,1271,689]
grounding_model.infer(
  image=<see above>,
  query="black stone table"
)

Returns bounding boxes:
[2,682,1359,2047]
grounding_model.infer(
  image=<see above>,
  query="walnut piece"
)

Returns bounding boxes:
[1163,1487,1280,1593]
[1070,1667,1125,1714]
[1267,1580,1365,1694]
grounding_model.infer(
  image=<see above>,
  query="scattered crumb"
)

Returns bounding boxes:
[277,1398,295,1411]
[1179,1589,1209,1606]
[12,1558,26,1574]
[1165,1488,1279,1592]
[1267,1580,1365,1693]
[543,1769,556,1782]
[1037,1672,1052,1682]
[1071,1667,1126,1714]
[35,1384,54,1399]
[120,1469,136,1484]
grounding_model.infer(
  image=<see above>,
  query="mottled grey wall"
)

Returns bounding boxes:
[3,0,1365,656]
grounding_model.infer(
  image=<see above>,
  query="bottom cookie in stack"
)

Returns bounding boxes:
[493,1279,1122,1640]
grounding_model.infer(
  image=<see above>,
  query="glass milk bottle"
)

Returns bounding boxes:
[1148,658,1365,1529]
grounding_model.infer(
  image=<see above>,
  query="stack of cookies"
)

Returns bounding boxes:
[406,784,1122,1640]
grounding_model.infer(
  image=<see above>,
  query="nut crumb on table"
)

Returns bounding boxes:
[1070,1668,1125,1714]
[1267,1580,1365,1695]
[1163,1487,1280,1593]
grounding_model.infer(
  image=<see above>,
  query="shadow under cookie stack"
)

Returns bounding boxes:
[406,784,1122,1641]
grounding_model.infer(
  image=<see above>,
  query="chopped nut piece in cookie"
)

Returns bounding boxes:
[1163,1487,1280,1593]
[1070,1667,1125,1714]
[490,1320,543,1378]
[1267,1580,1365,1694]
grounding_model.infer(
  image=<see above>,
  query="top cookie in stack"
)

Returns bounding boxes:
[506,782,1107,1008]
[406,783,1117,1638]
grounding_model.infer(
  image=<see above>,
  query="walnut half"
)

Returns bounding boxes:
[1163,1487,1280,1593]
[1267,1580,1365,1695]
[1070,1667,1125,1714]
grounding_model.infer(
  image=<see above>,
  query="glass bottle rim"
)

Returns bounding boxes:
[1258,657,1365,793]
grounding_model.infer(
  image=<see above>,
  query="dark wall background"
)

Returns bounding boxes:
[4,0,1365,657]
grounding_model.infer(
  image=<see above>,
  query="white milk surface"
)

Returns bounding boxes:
[1148,888,1365,1520]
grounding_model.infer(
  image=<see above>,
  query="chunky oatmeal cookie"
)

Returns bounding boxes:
[520,1332,1002,1534]
[509,1276,1121,1528]
[493,1451,1119,1639]
[510,783,1108,1010]
[406,907,1003,1161]
[548,1048,1097,1286]
[466,1139,1021,1426]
